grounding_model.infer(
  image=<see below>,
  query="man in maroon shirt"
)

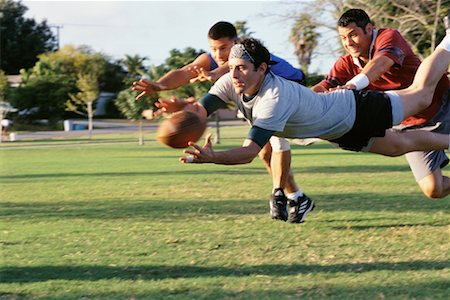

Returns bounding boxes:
[312,9,450,198]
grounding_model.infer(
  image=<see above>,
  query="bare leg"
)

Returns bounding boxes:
[271,150,295,192]
[259,143,273,176]
[259,144,299,192]
[284,167,300,195]
[395,47,450,119]
[418,169,450,199]
[369,129,449,157]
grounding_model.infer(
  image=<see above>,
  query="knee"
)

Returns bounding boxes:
[421,185,443,199]
[380,142,407,157]
[419,90,435,110]
[258,143,272,166]
[380,132,415,157]
[419,178,444,199]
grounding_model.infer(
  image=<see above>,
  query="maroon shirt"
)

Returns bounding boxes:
[319,28,449,126]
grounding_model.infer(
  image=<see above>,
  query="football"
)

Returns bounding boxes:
[156,111,207,148]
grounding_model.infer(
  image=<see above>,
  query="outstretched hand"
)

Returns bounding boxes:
[180,134,214,164]
[326,83,356,93]
[153,96,196,117]
[188,66,215,83]
[132,79,166,100]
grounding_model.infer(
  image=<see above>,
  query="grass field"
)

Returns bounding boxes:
[1,125,449,299]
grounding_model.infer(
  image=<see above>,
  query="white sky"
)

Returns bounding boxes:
[22,0,340,74]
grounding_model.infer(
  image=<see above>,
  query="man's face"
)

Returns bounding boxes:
[338,22,373,59]
[208,37,234,66]
[228,58,266,96]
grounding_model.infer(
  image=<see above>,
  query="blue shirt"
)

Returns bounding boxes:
[207,53,305,83]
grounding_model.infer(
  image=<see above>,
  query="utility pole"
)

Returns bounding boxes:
[49,24,63,50]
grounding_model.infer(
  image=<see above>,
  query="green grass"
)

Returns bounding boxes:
[1,126,449,299]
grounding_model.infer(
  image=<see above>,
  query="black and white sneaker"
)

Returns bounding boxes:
[269,188,288,221]
[288,194,315,223]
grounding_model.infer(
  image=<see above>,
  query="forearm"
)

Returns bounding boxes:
[210,143,260,165]
[362,55,395,82]
[157,68,195,90]
[311,83,328,92]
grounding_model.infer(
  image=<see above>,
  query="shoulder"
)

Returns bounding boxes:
[215,73,232,85]
[376,28,409,47]
[210,74,234,97]
[269,53,287,64]
[183,52,211,70]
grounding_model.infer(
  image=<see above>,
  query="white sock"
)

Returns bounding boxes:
[287,190,304,201]
[437,34,450,52]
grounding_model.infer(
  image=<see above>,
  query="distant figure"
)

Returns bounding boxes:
[1,118,12,141]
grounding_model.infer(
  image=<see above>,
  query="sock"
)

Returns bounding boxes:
[287,190,304,201]
[437,34,450,52]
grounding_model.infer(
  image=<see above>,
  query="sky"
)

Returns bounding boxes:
[22,0,340,74]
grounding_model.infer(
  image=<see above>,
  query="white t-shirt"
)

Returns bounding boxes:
[209,72,356,140]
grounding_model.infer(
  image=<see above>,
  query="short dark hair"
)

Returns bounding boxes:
[208,21,238,40]
[236,37,272,72]
[338,9,373,33]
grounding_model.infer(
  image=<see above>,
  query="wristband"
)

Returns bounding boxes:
[346,73,369,90]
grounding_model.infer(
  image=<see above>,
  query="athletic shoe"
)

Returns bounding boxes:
[269,188,288,221]
[287,194,315,223]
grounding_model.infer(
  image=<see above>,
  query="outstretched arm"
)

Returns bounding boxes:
[394,40,450,119]
[153,96,207,118]
[181,125,274,165]
[181,134,262,165]
[189,63,230,83]
[132,53,211,99]
[345,55,395,90]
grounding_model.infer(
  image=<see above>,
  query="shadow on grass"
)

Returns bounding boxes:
[0,168,267,181]
[2,280,448,300]
[0,163,412,182]
[2,260,449,283]
[3,192,449,221]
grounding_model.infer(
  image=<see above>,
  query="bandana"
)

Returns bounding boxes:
[229,44,255,63]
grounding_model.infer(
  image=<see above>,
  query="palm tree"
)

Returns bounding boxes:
[289,13,320,73]
[234,20,254,38]
[122,54,147,85]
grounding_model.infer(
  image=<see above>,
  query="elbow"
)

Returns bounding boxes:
[239,148,260,165]
[242,155,257,164]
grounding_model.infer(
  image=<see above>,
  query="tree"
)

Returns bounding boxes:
[234,20,254,38]
[159,47,212,99]
[10,45,124,125]
[66,72,99,139]
[0,69,8,99]
[343,0,448,57]
[0,0,56,74]
[281,0,448,61]
[114,89,152,145]
[10,74,76,125]
[289,13,320,73]
[121,54,147,86]
[115,54,153,145]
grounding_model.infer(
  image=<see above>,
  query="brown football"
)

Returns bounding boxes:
[156,111,207,148]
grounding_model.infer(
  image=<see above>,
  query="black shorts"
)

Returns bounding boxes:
[330,90,394,151]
